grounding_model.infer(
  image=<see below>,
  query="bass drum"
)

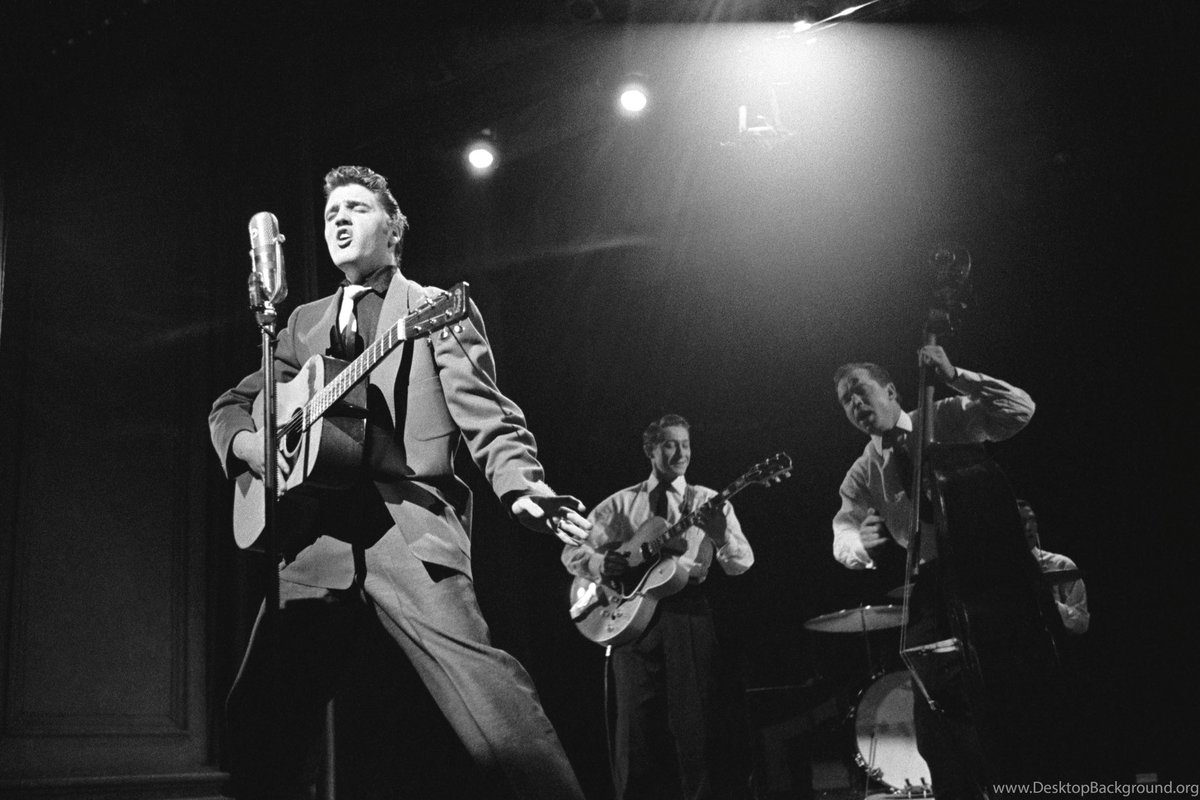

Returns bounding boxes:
[852,671,933,796]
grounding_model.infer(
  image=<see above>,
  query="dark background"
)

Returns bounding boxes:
[1,0,1197,797]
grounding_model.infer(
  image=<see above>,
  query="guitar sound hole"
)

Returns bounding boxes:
[281,411,302,456]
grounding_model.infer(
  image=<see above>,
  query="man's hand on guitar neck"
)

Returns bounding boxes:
[231,429,292,481]
[694,502,728,547]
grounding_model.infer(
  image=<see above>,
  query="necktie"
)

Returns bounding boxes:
[653,484,672,522]
[890,430,915,497]
[339,285,370,358]
[888,429,932,521]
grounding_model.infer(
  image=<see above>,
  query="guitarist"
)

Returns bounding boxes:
[561,414,754,800]
[208,165,592,800]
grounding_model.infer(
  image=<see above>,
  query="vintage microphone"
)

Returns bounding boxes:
[248,211,288,315]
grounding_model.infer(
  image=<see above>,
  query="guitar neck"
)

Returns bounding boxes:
[306,323,405,427]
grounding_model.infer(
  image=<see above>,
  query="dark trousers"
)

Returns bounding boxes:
[222,528,584,800]
[907,564,990,800]
[611,586,744,800]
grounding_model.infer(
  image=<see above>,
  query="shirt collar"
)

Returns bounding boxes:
[340,264,395,296]
[646,472,687,495]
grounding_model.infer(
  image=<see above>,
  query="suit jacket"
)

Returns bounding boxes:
[209,271,553,588]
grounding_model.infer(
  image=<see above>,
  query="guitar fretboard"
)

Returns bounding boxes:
[303,324,404,429]
[643,481,745,559]
[640,453,791,560]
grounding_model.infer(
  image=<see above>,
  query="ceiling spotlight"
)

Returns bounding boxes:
[616,75,649,117]
[791,0,827,26]
[464,131,498,176]
[620,87,647,112]
[468,145,495,170]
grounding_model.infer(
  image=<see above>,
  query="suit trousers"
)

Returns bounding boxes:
[611,587,730,800]
[222,526,584,800]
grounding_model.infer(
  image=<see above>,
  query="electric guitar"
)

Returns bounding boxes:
[567,451,793,647]
[231,282,470,550]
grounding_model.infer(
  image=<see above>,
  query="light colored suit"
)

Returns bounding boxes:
[209,270,582,800]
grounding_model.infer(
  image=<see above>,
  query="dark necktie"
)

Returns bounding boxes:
[339,285,370,358]
[890,430,915,497]
[888,430,932,521]
[653,484,672,521]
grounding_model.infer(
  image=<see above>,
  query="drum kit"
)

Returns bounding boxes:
[803,593,934,799]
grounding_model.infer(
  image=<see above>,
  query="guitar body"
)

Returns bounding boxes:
[568,553,691,647]
[615,515,674,571]
[232,355,368,550]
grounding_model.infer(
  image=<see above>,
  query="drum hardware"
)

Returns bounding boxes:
[1042,568,1084,585]
[901,638,960,656]
[864,784,934,800]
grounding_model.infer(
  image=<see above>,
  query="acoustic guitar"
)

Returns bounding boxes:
[567,452,792,647]
[231,283,469,550]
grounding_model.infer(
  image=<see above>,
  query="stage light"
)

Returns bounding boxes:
[464,131,498,176]
[792,0,826,27]
[620,86,648,113]
[616,75,649,118]
[468,145,495,170]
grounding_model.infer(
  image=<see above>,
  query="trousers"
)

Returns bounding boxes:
[222,526,584,800]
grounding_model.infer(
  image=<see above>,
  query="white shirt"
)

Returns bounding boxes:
[833,368,1035,569]
[563,472,754,583]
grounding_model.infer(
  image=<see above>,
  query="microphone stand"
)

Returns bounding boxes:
[249,276,337,800]
[248,274,289,784]
[249,272,282,630]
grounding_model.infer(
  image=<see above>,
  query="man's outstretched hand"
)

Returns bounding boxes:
[512,494,593,545]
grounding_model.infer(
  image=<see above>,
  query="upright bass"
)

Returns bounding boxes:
[897,244,1067,785]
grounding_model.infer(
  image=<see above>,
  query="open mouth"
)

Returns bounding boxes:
[335,229,353,247]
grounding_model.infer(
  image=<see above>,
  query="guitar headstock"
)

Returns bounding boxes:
[746,451,793,487]
[407,282,471,339]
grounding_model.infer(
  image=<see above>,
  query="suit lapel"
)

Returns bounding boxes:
[368,272,420,424]
[375,270,411,343]
[311,288,343,359]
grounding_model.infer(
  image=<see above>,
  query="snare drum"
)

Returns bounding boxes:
[851,671,933,795]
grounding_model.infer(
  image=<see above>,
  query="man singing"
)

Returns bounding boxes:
[210,165,590,800]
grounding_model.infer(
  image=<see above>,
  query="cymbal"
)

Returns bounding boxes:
[886,584,912,600]
[803,604,905,634]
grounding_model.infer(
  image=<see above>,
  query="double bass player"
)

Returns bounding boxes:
[831,346,1036,798]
